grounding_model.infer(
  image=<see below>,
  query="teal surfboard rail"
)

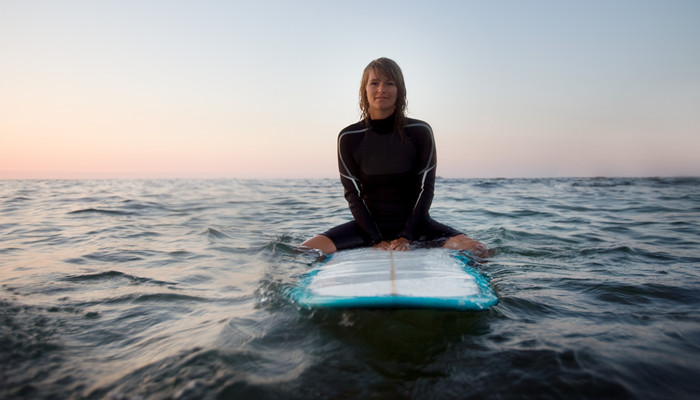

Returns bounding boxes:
[287,248,498,311]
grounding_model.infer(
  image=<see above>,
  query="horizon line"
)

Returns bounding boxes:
[1,173,698,181]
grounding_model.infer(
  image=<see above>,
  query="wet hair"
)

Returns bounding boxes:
[359,57,407,135]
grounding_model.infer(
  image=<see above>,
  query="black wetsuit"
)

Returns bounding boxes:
[322,114,461,250]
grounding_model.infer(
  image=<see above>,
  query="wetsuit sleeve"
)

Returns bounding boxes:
[338,132,384,244]
[399,124,436,240]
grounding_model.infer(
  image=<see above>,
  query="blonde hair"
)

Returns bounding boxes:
[359,57,407,134]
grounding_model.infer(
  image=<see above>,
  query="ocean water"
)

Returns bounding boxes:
[1,177,699,400]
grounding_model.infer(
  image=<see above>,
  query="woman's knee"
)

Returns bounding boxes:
[301,235,337,254]
[443,234,491,257]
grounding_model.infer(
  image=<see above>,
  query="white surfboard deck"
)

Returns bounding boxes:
[289,248,498,310]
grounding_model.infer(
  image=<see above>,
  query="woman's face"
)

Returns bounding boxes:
[365,69,397,119]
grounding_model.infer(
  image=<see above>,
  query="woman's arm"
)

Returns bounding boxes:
[399,122,436,240]
[338,129,384,244]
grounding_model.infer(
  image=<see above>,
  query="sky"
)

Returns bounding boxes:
[1,0,699,179]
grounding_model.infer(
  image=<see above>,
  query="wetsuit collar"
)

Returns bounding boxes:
[369,112,396,134]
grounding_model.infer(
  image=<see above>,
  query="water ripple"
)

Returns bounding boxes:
[63,270,176,287]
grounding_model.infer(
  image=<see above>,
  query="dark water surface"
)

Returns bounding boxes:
[1,178,699,399]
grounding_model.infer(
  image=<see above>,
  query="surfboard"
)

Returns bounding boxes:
[288,248,498,310]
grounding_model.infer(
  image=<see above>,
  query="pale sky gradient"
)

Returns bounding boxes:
[2,0,699,179]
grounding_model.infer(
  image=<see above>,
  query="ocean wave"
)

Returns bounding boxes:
[62,270,176,287]
[205,227,231,239]
[67,208,135,216]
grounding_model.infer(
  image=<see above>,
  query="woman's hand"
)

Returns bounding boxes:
[372,238,410,251]
[388,237,410,251]
[372,241,390,250]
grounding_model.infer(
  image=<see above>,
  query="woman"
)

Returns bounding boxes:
[302,57,489,257]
